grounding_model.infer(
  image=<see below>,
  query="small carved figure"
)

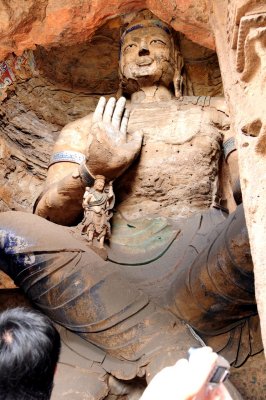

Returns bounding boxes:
[81,176,114,248]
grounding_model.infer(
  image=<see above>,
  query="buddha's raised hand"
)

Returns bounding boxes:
[86,96,143,180]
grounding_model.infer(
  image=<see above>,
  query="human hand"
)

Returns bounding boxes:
[140,347,233,400]
[86,96,143,180]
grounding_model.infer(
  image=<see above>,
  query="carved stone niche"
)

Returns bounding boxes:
[0,11,224,212]
[0,11,224,289]
[15,13,223,127]
[227,2,266,153]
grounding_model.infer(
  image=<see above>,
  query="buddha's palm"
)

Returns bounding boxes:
[86,96,143,180]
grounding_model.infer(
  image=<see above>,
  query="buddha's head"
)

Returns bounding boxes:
[119,19,183,97]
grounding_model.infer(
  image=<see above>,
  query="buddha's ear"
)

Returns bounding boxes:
[173,70,183,99]
[117,68,124,98]
[172,40,184,98]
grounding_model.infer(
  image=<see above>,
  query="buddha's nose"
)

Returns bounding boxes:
[139,41,150,56]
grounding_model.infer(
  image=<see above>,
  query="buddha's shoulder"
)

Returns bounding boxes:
[179,96,228,114]
[129,96,228,114]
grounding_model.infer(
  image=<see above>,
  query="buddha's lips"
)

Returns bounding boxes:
[136,58,153,66]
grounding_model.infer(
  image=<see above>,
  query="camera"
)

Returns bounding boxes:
[188,347,230,385]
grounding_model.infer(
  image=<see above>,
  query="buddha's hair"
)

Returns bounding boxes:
[120,19,171,45]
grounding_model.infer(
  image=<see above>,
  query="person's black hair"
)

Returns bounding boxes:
[0,307,61,400]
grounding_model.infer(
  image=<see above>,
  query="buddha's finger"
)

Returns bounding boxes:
[92,97,106,123]
[112,97,126,130]
[120,108,130,138]
[103,97,116,124]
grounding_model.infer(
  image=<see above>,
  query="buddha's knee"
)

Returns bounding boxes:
[171,204,255,334]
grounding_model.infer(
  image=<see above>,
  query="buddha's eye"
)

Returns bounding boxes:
[123,43,137,53]
[150,39,166,46]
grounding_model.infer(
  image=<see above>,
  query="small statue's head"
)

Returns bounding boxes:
[94,176,105,191]
[119,19,183,97]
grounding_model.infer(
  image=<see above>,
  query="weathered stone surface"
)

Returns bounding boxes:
[230,352,266,400]
[115,98,226,220]
[210,0,266,356]
[0,13,222,122]
[34,20,121,96]
[15,76,99,127]
[0,96,59,212]
[180,33,223,96]
[0,0,214,62]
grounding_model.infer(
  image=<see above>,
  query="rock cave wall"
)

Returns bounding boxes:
[0,0,266,350]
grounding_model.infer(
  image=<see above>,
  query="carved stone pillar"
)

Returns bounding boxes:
[211,0,266,354]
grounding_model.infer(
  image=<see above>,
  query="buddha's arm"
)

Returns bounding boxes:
[35,97,143,226]
[210,97,241,205]
[34,115,92,225]
[223,132,242,204]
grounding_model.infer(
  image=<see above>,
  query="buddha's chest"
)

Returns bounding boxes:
[116,100,224,219]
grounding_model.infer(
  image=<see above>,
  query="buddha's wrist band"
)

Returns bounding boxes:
[78,162,95,187]
[48,151,95,187]
[49,151,86,167]
[223,137,236,161]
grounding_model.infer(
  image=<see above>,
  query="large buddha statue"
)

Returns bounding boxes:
[0,17,261,396]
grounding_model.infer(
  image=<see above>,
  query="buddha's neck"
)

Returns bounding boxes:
[131,85,173,104]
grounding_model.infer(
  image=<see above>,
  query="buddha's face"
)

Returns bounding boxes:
[120,26,175,87]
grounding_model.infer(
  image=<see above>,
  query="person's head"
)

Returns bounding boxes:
[94,176,105,191]
[119,19,183,97]
[0,307,61,400]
